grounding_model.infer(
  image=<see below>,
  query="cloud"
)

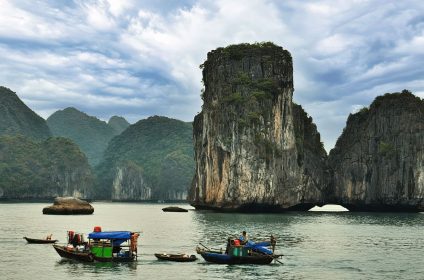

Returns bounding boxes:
[0,0,423,151]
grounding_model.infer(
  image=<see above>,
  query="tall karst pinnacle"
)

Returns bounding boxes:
[189,43,329,211]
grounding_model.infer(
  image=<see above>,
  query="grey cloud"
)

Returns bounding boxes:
[0,0,423,151]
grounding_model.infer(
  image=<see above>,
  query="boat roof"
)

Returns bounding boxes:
[88,231,132,240]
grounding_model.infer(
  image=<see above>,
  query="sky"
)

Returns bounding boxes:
[0,0,423,151]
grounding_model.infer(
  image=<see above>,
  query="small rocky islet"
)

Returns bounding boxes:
[42,197,94,215]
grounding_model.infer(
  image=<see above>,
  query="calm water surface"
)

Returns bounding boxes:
[0,202,423,279]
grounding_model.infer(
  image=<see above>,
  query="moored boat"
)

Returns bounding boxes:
[155,253,197,262]
[24,237,58,244]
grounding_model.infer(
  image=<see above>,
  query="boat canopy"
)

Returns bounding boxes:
[88,231,132,240]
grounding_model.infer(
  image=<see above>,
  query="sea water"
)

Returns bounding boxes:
[0,202,423,280]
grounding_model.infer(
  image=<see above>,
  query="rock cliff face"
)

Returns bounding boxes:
[189,43,328,211]
[329,91,424,211]
[111,161,152,201]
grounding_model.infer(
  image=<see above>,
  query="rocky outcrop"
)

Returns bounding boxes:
[189,43,328,211]
[328,91,424,211]
[43,197,94,215]
[162,206,188,212]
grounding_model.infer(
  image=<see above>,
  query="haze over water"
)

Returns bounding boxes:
[0,203,423,279]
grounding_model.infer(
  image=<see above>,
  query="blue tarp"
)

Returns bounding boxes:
[88,231,132,240]
[243,240,273,255]
[244,240,271,249]
[252,241,271,247]
[253,246,273,255]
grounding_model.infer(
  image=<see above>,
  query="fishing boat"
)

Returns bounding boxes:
[23,237,58,244]
[154,253,197,262]
[87,230,140,262]
[53,228,140,263]
[198,249,275,264]
[197,237,281,265]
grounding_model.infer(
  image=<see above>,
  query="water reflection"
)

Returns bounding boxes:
[55,258,138,276]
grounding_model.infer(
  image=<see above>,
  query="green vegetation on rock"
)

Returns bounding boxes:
[0,86,51,141]
[0,135,94,199]
[378,141,395,157]
[214,42,285,60]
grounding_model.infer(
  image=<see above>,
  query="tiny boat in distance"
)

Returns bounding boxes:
[24,237,58,244]
[155,253,197,262]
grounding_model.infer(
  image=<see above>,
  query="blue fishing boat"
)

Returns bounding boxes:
[197,237,281,265]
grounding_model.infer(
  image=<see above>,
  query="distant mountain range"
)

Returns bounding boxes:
[0,86,194,201]
[47,107,123,166]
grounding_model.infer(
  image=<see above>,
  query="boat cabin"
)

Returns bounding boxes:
[87,231,139,262]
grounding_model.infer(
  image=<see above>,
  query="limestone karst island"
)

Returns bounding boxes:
[189,43,424,213]
[1,43,423,213]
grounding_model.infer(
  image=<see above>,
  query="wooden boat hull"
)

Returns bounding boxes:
[53,245,94,262]
[200,252,274,265]
[24,237,58,244]
[93,256,136,262]
[155,253,197,262]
